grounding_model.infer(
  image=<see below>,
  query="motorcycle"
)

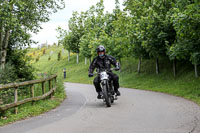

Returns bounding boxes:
[94,68,118,107]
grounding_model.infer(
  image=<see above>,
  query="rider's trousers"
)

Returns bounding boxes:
[93,72,119,93]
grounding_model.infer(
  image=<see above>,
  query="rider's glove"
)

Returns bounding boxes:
[115,62,120,71]
[115,67,120,71]
[88,73,94,77]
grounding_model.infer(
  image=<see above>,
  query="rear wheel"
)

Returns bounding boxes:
[102,81,111,107]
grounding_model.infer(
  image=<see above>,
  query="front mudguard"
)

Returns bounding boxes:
[101,79,107,86]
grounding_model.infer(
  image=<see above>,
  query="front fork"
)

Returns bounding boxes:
[101,80,108,92]
[101,80,117,100]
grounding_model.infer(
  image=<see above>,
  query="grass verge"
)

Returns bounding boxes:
[2,45,199,126]
[0,45,66,126]
[64,55,200,105]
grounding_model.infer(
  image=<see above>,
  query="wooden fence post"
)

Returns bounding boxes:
[52,79,54,96]
[31,85,35,105]
[42,82,45,95]
[53,77,56,96]
[14,87,18,114]
[0,75,57,114]
[55,77,57,90]
[49,80,52,98]
[51,79,54,89]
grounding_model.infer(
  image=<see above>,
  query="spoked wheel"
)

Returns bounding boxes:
[102,83,111,107]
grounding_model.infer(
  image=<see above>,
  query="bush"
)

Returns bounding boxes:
[0,48,35,107]
[57,51,61,61]
[42,49,46,55]
[36,56,40,62]
[48,56,51,61]
[7,48,35,81]
[0,63,17,84]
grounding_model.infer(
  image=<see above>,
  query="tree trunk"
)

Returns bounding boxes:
[0,26,3,50]
[156,58,159,74]
[173,58,177,77]
[77,53,79,64]
[68,50,70,61]
[137,58,142,73]
[194,63,198,78]
[85,57,87,65]
[0,25,3,67]
[0,30,10,69]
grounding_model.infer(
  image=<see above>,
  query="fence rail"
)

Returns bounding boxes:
[0,74,57,113]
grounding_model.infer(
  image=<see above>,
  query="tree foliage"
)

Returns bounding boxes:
[0,0,65,69]
[58,0,199,76]
[169,2,200,64]
[0,0,65,83]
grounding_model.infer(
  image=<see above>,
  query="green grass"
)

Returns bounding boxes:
[2,45,199,126]
[0,45,66,126]
[30,45,200,106]
[0,75,65,126]
[0,98,62,126]
[118,58,200,104]
[63,54,200,105]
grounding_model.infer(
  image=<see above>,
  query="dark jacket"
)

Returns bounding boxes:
[89,55,118,73]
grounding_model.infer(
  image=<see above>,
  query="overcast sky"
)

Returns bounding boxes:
[31,0,124,47]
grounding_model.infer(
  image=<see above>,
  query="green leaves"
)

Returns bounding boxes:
[58,0,199,67]
[169,2,200,64]
[0,0,65,77]
[124,0,200,66]
[191,52,200,65]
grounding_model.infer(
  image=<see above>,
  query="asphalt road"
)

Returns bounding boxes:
[1,82,200,133]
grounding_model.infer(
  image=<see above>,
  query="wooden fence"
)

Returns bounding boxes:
[0,74,57,114]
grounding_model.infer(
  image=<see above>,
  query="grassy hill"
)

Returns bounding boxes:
[1,44,199,126]
[31,45,200,105]
[0,45,66,126]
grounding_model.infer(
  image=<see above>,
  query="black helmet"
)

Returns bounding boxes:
[96,45,105,52]
[96,45,106,59]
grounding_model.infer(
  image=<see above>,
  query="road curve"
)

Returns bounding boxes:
[1,82,200,133]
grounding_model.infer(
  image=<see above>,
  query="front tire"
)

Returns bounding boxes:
[102,81,111,107]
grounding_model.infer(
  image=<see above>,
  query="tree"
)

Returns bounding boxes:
[123,0,150,73]
[103,0,129,62]
[0,0,65,69]
[79,0,105,62]
[80,31,96,64]
[124,0,177,74]
[63,32,72,61]
[56,26,72,60]
[108,12,130,62]
[56,26,67,45]
[68,11,86,64]
[169,1,200,77]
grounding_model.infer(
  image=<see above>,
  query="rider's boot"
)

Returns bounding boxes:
[115,89,121,96]
[97,92,102,99]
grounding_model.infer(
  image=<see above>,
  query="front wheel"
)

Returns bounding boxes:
[102,81,111,107]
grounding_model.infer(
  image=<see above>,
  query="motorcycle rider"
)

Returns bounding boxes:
[88,45,121,99]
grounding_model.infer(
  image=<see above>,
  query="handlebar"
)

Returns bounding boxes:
[94,68,118,74]
[89,68,119,78]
